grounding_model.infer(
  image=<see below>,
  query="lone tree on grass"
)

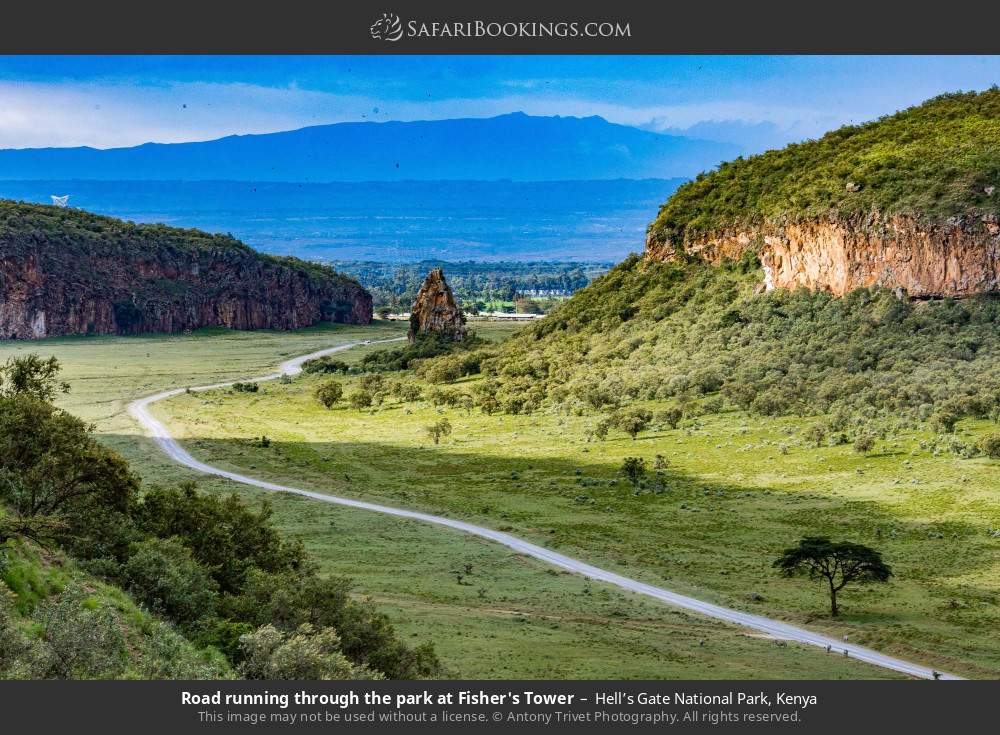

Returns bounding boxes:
[852,433,876,455]
[314,380,343,409]
[426,418,452,445]
[348,389,373,410]
[804,423,827,448]
[773,537,892,617]
[658,406,683,430]
[614,407,653,440]
[620,456,647,489]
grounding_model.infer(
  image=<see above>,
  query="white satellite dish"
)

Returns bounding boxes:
[51,195,70,207]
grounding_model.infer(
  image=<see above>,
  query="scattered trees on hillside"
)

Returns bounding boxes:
[774,537,893,617]
[411,255,1000,440]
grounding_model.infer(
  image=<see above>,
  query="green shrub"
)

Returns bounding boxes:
[977,433,1000,458]
[348,389,373,410]
[314,380,344,409]
[33,582,127,678]
[239,624,379,680]
[614,407,654,439]
[122,538,218,625]
[301,357,349,375]
[134,485,303,595]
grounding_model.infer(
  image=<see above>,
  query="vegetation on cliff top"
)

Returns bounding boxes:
[0,199,358,288]
[648,88,1000,245]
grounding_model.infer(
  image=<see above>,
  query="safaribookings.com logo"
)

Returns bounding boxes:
[369,13,631,42]
[370,13,404,41]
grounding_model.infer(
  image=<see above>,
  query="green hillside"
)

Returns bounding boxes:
[0,199,353,287]
[1,529,231,679]
[648,88,1000,245]
[0,353,437,680]
[442,254,1000,435]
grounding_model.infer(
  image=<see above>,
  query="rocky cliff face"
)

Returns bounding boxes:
[646,212,1000,297]
[408,268,467,342]
[0,203,371,339]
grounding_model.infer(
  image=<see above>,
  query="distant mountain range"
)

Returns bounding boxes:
[0,113,737,182]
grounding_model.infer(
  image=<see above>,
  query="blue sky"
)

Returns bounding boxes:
[0,55,998,150]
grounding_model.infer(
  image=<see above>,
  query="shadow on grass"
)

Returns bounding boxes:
[106,432,997,623]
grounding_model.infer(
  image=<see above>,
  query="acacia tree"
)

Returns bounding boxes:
[773,537,892,617]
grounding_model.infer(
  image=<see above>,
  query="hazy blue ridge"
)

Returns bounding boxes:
[0,113,736,182]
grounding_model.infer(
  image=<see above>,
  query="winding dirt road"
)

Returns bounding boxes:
[128,337,962,680]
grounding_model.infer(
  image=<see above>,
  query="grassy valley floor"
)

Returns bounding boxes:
[147,332,1000,679]
[0,323,897,679]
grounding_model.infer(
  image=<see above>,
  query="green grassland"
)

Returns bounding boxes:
[0,324,894,679]
[152,353,1000,679]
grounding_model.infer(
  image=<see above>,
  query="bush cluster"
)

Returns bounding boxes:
[0,355,439,680]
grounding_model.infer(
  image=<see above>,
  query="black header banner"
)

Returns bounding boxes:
[2,0,1000,54]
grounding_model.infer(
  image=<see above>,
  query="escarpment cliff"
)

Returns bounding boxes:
[646,212,1000,297]
[0,201,371,339]
[645,89,1000,298]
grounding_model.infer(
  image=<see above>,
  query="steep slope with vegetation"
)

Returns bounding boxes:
[1,530,231,679]
[646,89,1000,297]
[0,201,371,339]
[0,354,437,680]
[421,90,1000,427]
[444,254,1000,435]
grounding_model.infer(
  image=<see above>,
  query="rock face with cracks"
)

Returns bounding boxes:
[408,268,467,342]
[0,201,371,339]
[645,212,1000,298]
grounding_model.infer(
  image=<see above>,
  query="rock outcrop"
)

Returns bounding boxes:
[408,268,466,342]
[0,201,371,339]
[645,212,1000,298]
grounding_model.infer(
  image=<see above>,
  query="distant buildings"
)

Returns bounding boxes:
[384,311,543,322]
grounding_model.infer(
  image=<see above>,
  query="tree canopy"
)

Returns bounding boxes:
[774,537,893,616]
